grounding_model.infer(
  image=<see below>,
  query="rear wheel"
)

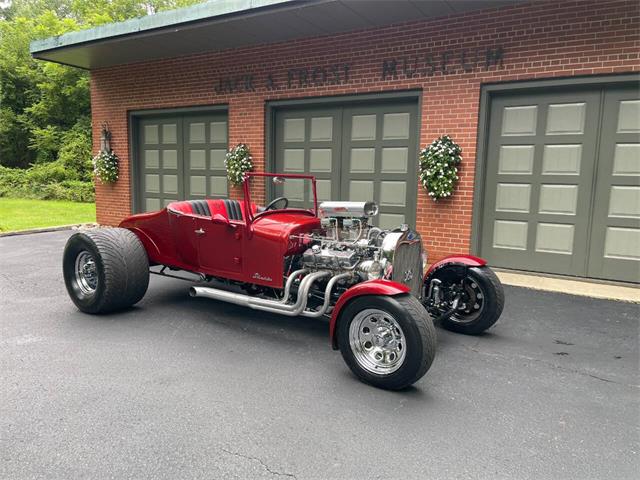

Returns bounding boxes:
[337,294,436,390]
[63,228,149,314]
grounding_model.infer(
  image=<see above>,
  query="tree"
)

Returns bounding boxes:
[0,0,203,168]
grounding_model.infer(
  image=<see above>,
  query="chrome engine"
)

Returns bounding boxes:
[294,201,426,297]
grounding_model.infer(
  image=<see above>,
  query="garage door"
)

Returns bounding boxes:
[273,101,419,229]
[137,112,228,212]
[480,84,639,283]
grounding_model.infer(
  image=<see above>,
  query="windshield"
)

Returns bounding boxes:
[243,173,319,219]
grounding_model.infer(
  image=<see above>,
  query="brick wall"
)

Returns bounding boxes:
[91,0,639,262]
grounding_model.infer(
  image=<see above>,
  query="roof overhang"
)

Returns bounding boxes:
[30,0,521,70]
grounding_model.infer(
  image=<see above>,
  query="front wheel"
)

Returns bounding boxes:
[337,294,437,390]
[431,266,504,335]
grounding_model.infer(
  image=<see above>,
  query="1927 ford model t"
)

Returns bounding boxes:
[63,172,504,389]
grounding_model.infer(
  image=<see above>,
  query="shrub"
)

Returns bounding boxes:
[59,118,93,182]
[41,180,95,202]
[26,160,78,184]
[0,164,94,202]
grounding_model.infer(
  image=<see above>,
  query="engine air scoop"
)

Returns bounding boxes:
[319,201,379,218]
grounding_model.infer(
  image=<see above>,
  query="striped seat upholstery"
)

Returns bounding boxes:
[223,199,243,221]
[167,199,250,221]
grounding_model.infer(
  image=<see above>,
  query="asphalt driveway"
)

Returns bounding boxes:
[1,230,638,479]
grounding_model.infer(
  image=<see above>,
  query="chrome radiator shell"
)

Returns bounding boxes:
[390,229,424,298]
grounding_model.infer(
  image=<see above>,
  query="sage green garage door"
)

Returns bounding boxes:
[480,84,640,283]
[274,101,419,229]
[138,113,228,212]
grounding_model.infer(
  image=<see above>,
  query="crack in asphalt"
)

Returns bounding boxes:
[462,344,638,388]
[221,448,297,479]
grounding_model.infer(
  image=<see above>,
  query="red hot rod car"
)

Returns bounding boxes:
[63,173,504,389]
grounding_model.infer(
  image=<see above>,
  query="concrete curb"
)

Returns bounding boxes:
[0,223,98,238]
[496,270,640,304]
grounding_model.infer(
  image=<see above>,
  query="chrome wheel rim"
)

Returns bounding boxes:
[348,308,406,375]
[451,277,485,324]
[74,251,98,295]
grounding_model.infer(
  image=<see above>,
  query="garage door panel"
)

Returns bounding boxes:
[382,112,410,139]
[162,124,177,144]
[183,115,229,200]
[309,149,332,172]
[379,213,406,230]
[501,105,538,136]
[274,108,341,208]
[541,144,582,175]
[482,83,639,283]
[144,150,160,169]
[495,183,531,213]
[587,86,640,283]
[603,227,640,261]
[162,150,178,169]
[612,144,640,175]
[616,99,640,133]
[481,89,601,277]
[535,223,575,255]
[349,148,376,173]
[545,102,586,135]
[283,118,306,142]
[381,147,409,173]
[139,117,186,210]
[310,117,333,141]
[274,101,418,228]
[538,184,578,216]
[143,124,159,144]
[498,145,535,174]
[137,112,228,212]
[341,103,418,228]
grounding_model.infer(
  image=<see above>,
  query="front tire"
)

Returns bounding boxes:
[337,294,436,390]
[63,228,149,314]
[438,266,504,335]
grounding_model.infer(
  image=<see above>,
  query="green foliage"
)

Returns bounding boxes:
[225,143,253,186]
[58,117,93,181]
[0,0,204,198]
[419,135,463,201]
[0,162,95,202]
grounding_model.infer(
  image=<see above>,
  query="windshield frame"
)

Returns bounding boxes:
[242,172,318,225]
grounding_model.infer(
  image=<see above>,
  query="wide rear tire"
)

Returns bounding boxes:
[63,228,149,314]
[337,294,436,390]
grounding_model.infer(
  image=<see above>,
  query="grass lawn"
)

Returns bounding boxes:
[0,198,96,233]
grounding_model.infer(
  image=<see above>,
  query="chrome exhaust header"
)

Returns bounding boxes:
[189,270,331,317]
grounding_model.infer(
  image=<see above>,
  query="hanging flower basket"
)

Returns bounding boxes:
[418,135,462,201]
[225,143,254,186]
[92,150,119,184]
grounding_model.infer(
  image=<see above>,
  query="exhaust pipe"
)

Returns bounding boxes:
[301,272,353,318]
[189,271,331,317]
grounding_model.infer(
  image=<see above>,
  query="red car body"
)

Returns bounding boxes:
[63,172,504,389]
[119,172,488,347]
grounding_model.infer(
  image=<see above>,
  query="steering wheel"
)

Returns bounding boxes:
[265,196,289,211]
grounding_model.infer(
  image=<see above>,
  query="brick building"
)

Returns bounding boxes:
[31,0,639,283]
